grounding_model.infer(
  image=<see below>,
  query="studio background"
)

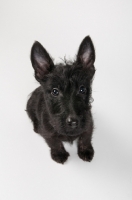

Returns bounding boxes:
[0,0,132,199]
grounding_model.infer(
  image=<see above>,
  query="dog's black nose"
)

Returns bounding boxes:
[66,116,78,128]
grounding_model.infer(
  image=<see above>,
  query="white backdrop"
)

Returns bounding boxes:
[0,0,132,199]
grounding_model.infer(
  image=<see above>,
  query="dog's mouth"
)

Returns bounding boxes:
[66,132,81,136]
[51,117,86,136]
[60,126,83,136]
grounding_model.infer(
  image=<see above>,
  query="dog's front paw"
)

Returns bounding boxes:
[51,149,70,164]
[78,146,94,162]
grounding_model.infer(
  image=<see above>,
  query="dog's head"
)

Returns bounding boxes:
[30,36,95,136]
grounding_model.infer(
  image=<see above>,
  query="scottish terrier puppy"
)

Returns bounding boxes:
[26,36,96,164]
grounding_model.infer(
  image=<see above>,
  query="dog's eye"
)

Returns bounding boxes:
[79,85,87,94]
[51,88,59,96]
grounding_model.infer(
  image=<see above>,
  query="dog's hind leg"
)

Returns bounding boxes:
[26,98,39,133]
[27,109,39,133]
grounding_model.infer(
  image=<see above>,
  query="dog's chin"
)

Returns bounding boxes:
[66,132,81,137]
[59,128,83,137]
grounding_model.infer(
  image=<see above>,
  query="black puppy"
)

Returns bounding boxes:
[26,36,96,164]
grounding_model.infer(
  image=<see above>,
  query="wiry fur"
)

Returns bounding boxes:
[26,36,96,164]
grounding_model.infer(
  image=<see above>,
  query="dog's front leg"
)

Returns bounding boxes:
[78,132,94,162]
[45,137,69,164]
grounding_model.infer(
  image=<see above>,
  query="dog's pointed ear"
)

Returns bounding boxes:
[77,36,95,68]
[31,41,54,81]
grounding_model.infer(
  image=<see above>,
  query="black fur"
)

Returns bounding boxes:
[26,36,96,164]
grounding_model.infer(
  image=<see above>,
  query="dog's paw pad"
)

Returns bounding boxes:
[78,147,94,162]
[51,150,70,164]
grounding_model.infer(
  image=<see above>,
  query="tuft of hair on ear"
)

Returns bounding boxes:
[30,41,54,82]
[76,36,96,79]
